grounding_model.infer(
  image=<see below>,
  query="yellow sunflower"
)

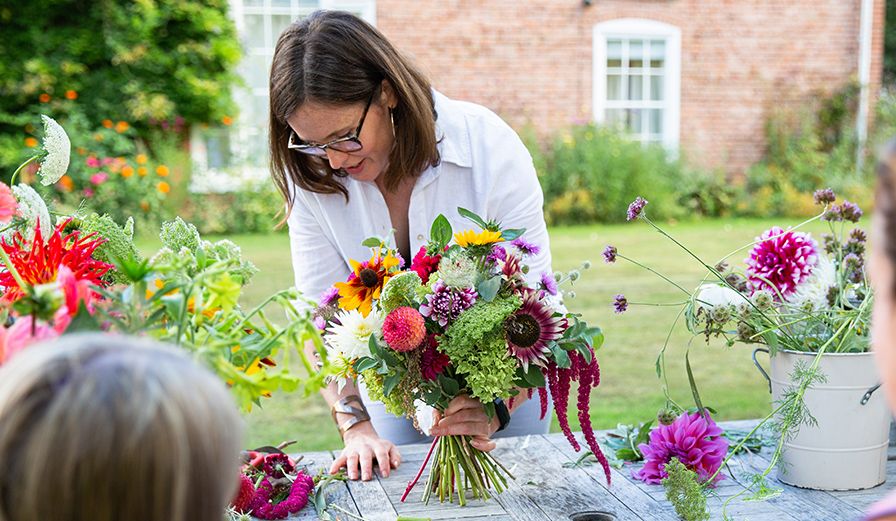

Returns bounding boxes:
[454,229,503,247]
[335,252,400,316]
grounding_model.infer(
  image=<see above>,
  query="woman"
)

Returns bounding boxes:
[0,333,243,521]
[270,10,555,481]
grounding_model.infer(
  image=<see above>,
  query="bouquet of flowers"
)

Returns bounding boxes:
[316,208,610,504]
[0,115,328,410]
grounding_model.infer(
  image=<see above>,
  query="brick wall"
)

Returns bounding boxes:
[375,0,885,176]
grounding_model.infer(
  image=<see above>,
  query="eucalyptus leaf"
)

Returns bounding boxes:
[354,357,379,373]
[477,276,502,302]
[368,334,381,358]
[551,344,571,369]
[500,228,526,241]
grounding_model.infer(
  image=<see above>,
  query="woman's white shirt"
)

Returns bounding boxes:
[287,90,553,308]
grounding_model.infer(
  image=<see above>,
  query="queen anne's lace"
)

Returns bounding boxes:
[38,115,71,186]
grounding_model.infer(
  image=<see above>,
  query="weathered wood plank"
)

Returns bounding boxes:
[543,432,679,521]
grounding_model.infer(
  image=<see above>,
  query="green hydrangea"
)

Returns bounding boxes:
[159,217,200,253]
[361,369,409,418]
[77,213,140,284]
[379,271,423,313]
[441,294,521,402]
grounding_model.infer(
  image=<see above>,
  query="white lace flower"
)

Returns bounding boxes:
[325,309,383,359]
[695,283,745,310]
[414,400,436,436]
[786,254,837,312]
[38,115,71,186]
[3,184,51,244]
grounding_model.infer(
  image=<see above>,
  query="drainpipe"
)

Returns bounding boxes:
[856,0,874,173]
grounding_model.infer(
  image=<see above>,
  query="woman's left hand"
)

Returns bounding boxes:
[429,395,498,452]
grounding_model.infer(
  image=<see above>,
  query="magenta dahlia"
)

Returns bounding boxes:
[420,334,450,380]
[230,474,256,513]
[634,411,729,486]
[745,226,818,297]
[419,280,476,327]
[382,306,426,352]
[504,291,567,371]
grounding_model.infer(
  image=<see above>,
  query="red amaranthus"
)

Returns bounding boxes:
[0,219,112,303]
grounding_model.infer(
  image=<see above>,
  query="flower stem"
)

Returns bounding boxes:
[402,435,440,503]
[10,155,38,186]
[618,254,692,296]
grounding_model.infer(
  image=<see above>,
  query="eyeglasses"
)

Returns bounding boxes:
[288,91,375,157]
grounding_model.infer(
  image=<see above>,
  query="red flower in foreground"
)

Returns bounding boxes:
[410,246,441,284]
[420,335,450,381]
[0,219,112,304]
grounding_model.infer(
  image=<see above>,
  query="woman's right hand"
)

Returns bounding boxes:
[329,421,401,481]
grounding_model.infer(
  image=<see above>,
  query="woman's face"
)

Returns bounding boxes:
[870,198,896,409]
[286,83,396,185]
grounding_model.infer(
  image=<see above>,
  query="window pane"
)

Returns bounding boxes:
[299,0,319,7]
[607,40,623,68]
[628,75,643,101]
[648,109,663,134]
[245,14,265,48]
[605,109,624,127]
[629,40,644,68]
[271,14,293,44]
[650,75,664,101]
[244,0,265,6]
[607,75,623,101]
[650,40,665,69]
[627,109,643,133]
[205,129,232,170]
[244,54,271,89]
[271,0,291,7]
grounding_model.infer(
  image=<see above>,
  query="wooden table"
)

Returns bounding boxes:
[283,419,894,520]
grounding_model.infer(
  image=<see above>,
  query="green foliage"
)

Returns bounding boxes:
[662,458,710,521]
[182,184,286,236]
[72,212,140,283]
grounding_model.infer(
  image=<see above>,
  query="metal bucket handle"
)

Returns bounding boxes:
[861,383,882,405]
[752,348,771,393]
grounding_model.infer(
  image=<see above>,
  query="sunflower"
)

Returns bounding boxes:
[504,291,567,371]
[334,252,400,316]
[454,229,502,247]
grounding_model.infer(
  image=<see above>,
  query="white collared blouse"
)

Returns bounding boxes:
[286,91,553,308]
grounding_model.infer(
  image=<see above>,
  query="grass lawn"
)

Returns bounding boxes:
[138,216,847,451]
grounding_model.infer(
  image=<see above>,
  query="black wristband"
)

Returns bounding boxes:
[493,398,511,432]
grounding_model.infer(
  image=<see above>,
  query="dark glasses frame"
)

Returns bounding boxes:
[288,90,376,157]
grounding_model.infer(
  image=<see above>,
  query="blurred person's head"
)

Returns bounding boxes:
[269,9,440,211]
[0,333,243,521]
[872,140,896,408]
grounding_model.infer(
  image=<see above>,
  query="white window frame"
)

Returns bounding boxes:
[593,18,681,150]
[191,0,376,193]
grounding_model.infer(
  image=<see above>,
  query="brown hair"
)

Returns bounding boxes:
[269,10,440,215]
[0,334,243,521]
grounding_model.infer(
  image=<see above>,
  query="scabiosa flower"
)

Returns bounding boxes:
[839,200,863,223]
[319,286,339,307]
[0,183,16,224]
[262,453,295,479]
[745,226,818,298]
[627,196,648,221]
[540,271,558,296]
[813,188,836,205]
[602,245,617,263]
[382,306,426,352]
[325,309,383,359]
[511,237,540,256]
[419,280,477,327]
[37,115,71,186]
[434,255,478,288]
[420,334,450,380]
[634,411,728,486]
[334,252,400,316]
[613,294,628,313]
[504,291,567,371]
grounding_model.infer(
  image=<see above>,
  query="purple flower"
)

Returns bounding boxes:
[813,188,836,205]
[633,411,728,486]
[313,316,327,331]
[319,286,339,307]
[613,294,628,313]
[511,237,541,256]
[851,228,867,243]
[627,197,648,221]
[419,280,477,327]
[745,226,818,298]
[486,245,507,265]
[540,271,558,296]
[822,205,843,222]
[504,291,567,371]
[602,245,617,263]
[840,200,863,223]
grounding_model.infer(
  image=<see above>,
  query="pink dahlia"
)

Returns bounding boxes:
[745,226,818,298]
[383,306,426,352]
[410,246,441,284]
[420,334,450,380]
[0,183,16,224]
[634,411,729,486]
[504,291,567,371]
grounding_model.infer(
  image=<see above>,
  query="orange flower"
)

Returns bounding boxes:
[156,165,169,177]
[222,115,233,126]
[136,154,148,165]
[121,165,135,178]
[157,181,170,194]
[115,121,129,133]
[137,166,148,176]
[59,175,74,192]
[24,137,38,148]
[102,119,113,129]
[65,90,78,100]
[39,93,51,103]
[140,201,150,212]
[334,253,401,316]
[76,147,86,156]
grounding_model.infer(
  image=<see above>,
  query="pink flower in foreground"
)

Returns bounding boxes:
[0,316,60,366]
[634,411,729,486]
[89,172,108,185]
[745,226,818,297]
[85,156,100,168]
[382,306,426,352]
[0,183,17,224]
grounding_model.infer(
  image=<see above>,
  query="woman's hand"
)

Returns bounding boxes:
[429,395,499,452]
[330,422,401,481]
